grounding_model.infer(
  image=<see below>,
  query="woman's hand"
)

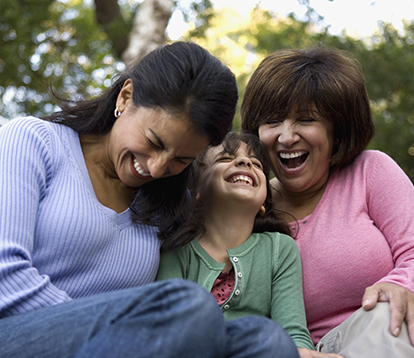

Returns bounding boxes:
[297,348,344,358]
[362,282,414,345]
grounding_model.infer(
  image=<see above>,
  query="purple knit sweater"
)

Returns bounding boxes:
[0,117,162,317]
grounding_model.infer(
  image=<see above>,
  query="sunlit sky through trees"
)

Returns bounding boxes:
[168,0,414,40]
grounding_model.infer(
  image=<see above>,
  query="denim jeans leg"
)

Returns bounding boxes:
[74,279,228,358]
[0,280,227,358]
[0,279,299,358]
[225,316,300,358]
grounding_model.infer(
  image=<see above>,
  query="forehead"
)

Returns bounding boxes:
[143,107,190,129]
[205,141,254,161]
[144,107,205,138]
[142,107,209,155]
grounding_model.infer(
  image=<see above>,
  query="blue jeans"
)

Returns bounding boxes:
[0,279,299,358]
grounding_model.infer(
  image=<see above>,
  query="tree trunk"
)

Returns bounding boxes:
[94,0,128,58]
[122,0,174,67]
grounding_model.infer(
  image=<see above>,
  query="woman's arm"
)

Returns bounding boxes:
[0,118,71,316]
[363,151,414,343]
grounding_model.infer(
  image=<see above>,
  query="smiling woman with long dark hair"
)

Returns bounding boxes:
[0,42,295,358]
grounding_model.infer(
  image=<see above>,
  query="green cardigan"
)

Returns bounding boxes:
[156,231,314,350]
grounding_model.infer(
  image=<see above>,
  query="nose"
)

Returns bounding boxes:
[147,153,171,179]
[278,121,300,147]
[235,156,252,168]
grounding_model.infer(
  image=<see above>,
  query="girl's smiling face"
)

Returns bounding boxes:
[197,141,267,212]
[258,107,335,195]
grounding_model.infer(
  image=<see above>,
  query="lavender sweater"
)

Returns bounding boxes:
[0,117,161,317]
[292,150,414,343]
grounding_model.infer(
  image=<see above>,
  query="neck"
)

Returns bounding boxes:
[198,202,256,271]
[79,133,136,213]
[80,133,113,176]
[270,176,329,222]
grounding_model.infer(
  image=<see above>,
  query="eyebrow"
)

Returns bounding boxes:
[149,129,197,161]
[214,150,261,162]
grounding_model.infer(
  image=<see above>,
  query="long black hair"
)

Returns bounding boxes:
[43,42,238,243]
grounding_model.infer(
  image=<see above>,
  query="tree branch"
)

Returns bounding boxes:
[94,0,122,24]
[94,0,129,58]
[122,0,174,66]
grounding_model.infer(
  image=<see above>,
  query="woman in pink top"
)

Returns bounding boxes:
[241,47,414,358]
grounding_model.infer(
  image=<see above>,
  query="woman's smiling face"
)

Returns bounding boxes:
[108,104,209,188]
[104,79,209,188]
[258,107,335,195]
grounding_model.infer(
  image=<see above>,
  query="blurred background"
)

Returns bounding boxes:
[1,0,413,181]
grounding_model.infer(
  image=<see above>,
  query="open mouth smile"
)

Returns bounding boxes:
[279,151,308,169]
[132,156,151,177]
[225,173,256,187]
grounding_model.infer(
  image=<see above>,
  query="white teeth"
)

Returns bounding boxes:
[133,158,151,177]
[279,151,306,159]
[228,175,253,186]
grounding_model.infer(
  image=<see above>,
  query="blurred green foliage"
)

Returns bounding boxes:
[0,0,211,118]
[0,0,120,118]
[0,1,413,181]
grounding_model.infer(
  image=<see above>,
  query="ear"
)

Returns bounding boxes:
[115,79,134,113]
[195,193,201,202]
[258,205,266,216]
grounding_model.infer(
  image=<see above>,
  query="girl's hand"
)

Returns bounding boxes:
[297,348,344,358]
[362,282,414,345]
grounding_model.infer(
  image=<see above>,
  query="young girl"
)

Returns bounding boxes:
[156,132,315,353]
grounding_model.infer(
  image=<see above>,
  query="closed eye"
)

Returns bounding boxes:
[147,129,165,150]
[298,117,315,123]
[252,160,263,169]
[250,156,263,169]
[175,157,192,165]
[265,118,282,125]
[147,137,162,149]
[216,155,234,162]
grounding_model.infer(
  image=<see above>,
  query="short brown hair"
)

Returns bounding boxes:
[241,47,375,168]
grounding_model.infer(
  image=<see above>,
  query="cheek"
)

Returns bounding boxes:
[258,173,268,202]
[258,127,279,165]
[197,171,217,196]
[258,126,275,148]
[314,131,334,156]
[168,163,189,177]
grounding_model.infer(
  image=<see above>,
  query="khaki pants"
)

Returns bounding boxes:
[316,302,414,357]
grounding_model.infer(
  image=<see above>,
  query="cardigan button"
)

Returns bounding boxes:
[223,304,230,310]
[235,290,240,295]
[237,272,242,278]
[232,257,238,262]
